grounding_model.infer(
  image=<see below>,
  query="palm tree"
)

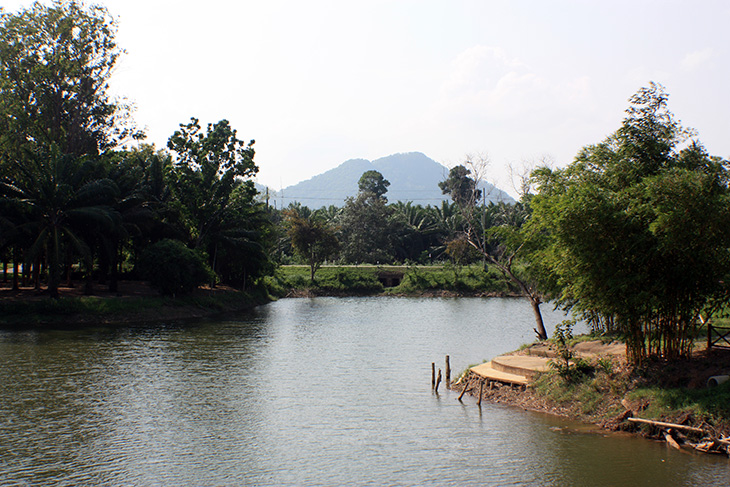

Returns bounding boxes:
[3,150,120,297]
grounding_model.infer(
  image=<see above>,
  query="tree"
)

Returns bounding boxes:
[1,151,120,297]
[530,83,730,363]
[439,165,482,206]
[284,208,340,282]
[442,158,549,339]
[444,236,479,285]
[0,1,137,297]
[358,170,390,199]
[340,171,397,264]
[139,239,212,295]
[0,1,139,159]
[167,117,272,287]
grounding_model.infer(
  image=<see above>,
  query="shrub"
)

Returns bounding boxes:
[139,239,213,295]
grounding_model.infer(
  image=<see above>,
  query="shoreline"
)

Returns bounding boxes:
[451,343,730,456]
[4,284,729,457]
[0,280,268,328]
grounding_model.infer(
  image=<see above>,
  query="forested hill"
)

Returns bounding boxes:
[261,152,515,208]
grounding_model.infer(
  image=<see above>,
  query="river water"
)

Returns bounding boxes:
[1,297,728,486]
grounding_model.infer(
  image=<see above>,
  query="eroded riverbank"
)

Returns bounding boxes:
[453,340,730,457]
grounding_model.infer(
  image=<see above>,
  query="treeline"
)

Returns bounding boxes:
[0,2,510,299]
[0,2,272,296]
[3,2,730,366]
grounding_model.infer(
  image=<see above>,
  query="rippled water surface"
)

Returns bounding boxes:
[1,297,728,485]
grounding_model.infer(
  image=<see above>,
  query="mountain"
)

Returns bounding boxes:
[260,152,515,208]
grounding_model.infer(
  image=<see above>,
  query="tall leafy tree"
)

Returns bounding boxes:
[530,83,730,362]
[0,1,136,297]
[358,170,390,199]
[439,165,482,206]
[339,171,397,264]
[167,117,271,287]
[0,0,138,159]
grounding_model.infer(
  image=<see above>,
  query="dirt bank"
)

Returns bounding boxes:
[0,280,266,327]
[453,340,730,455]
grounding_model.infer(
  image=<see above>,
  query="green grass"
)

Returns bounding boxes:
[628,381,730,423]
[265,266,384,296]
[266,264,516,297]
[391,265,513,294]
[532,365,630,417]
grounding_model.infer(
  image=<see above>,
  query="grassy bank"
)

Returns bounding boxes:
[461,333,730,450]
[265,264,515,297]
[0,283,269,327]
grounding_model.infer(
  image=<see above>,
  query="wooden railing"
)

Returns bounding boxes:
[707,324,730,350]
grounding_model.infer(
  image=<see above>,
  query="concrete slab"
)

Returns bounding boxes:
[492,355,551,379]
[470,361,529,386]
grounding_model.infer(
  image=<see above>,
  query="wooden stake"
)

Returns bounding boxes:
[477,380,483,406]
[435,369,442,392]
[457,375,470,401]
[431,362,435,388]
[445,355,451,388]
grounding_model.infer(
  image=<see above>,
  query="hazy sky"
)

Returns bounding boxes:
[4,0,730,197]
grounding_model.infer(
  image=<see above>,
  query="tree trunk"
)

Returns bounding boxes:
[48,228,60,299]
[531,298,548,340]
[12,247,19,291]
[84,250,94,296]
[500,260,548,340]
[33,255,41,291]
[109,245,119,293]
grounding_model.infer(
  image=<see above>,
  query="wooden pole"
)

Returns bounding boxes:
[708,322,712,350]
[445,355,451,388]
[627,417,706,435]
[431,362,435,388]
[435,369,442,392]
[457,376,471,401]
[477,380,483,406]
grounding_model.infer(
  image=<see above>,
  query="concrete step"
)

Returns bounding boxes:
[491,355,551,379]
[470,361,529,386]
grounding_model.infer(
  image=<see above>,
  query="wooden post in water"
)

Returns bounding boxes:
[431,362,435,388]
[457,380,469,401]
[477,380,483,406]
[445,355,451,388]
[435,369,442,392]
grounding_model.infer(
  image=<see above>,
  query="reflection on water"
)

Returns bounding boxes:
[1,297,728,485]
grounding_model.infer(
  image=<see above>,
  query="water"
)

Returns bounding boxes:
[1,297,728,485]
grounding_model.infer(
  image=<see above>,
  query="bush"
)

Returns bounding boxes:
[139,239,213,295]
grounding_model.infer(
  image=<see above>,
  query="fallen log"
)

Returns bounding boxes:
[664,431,681,450]
[627,417,706,435]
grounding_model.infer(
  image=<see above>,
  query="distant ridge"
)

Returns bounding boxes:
[259,152,515,208]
